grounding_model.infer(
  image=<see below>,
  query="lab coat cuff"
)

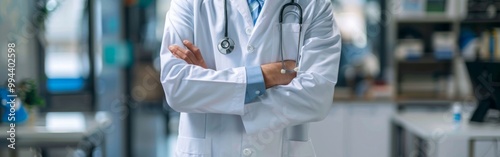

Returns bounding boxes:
[244,66,266,104]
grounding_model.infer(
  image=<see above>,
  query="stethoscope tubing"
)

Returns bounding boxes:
[218,0,303,74]
[279,2,303,74]
[279,23,303,73]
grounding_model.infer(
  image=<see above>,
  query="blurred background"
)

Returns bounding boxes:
[0,0,499,156]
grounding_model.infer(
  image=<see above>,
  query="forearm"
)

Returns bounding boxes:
[161,57,247,115]
[261,60,297,89]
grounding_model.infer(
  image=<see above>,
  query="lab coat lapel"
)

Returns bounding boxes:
[251,0,280,40]
[253,0,280,28]
[230,0,254,27]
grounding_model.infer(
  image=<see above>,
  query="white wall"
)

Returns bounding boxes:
[0,1,39,84]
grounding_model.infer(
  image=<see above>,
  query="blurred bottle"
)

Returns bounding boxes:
[452,102,462,129]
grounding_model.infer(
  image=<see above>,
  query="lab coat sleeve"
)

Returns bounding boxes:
[160,0,247,115]
[241,1,342,134]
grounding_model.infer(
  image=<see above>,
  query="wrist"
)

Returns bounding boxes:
[261,64,277,88]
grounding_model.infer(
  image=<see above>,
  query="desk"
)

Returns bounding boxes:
[391,112,500,157]
[0,112,110,157]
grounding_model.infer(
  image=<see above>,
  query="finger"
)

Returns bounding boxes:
[169,45,182,59]
[168,46,176,57]
[180,48,198,64]
[169,46,193,64]
[173,50,193,64]
[172,53,181,59]
[168,45,176,52]
[171,45,196,63]
[168,45,180,55]
[183,40,204,61]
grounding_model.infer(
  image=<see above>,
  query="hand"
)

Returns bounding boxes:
[168,40,208,69]
[261,60,297,88]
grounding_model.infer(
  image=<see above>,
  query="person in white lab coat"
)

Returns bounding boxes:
[160,0,341,156]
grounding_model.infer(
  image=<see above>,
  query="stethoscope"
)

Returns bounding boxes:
[218,0,303,74]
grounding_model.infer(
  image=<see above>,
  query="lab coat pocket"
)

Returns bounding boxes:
[284,139,316,157]
[176,136,212,157]
[279,23,302,61]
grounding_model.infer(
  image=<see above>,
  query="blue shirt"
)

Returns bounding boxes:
[244,66,266,103]
[248,0,265,24]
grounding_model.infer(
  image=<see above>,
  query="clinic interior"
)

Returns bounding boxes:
[1,0,500,156]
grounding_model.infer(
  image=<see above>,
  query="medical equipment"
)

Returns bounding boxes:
[217,0,235,55]
[218,0,303,74]
[279,0,303,74]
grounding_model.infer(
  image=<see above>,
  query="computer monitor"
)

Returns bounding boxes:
[466,62,500,122]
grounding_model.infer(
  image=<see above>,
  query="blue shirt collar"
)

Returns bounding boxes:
[248,0,265,7]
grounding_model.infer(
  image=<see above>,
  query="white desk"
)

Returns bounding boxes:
[392,112,500,157]
[0,112,111,157]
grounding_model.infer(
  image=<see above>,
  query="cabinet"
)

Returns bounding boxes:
[309,101,395,157]
[387,0,500,103]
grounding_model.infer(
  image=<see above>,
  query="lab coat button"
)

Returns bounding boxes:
[247,45,254,53]
[243,148,252,156]
[246,28,252,35]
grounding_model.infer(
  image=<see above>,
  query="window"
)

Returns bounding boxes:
[44,0,89,93]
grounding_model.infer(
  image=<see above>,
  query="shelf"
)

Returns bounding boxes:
[390,10,487,106]
[333,86,393,102]
[397,61,452,74]
[396,97,459,105]
[461,19,500,24]
[397,59,452,64]
[395,14,458,23]
[397,56,452,67]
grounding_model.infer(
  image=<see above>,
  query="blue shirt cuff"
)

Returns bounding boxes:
[244,66,266,104]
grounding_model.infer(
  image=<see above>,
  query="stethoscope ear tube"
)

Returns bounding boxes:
[279,2,303,24]
[278,1,303,74]
[280,68,299,74]
[279,7,303,74]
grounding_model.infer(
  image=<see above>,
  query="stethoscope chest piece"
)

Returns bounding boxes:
[218,37,235,55]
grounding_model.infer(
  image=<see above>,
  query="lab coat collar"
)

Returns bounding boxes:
[230,0,280,27]
[249,0,280,42]
[253,0,280,28]
[230,0,254,27]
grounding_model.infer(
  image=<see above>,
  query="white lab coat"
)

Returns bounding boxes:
[160,0,341,156]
